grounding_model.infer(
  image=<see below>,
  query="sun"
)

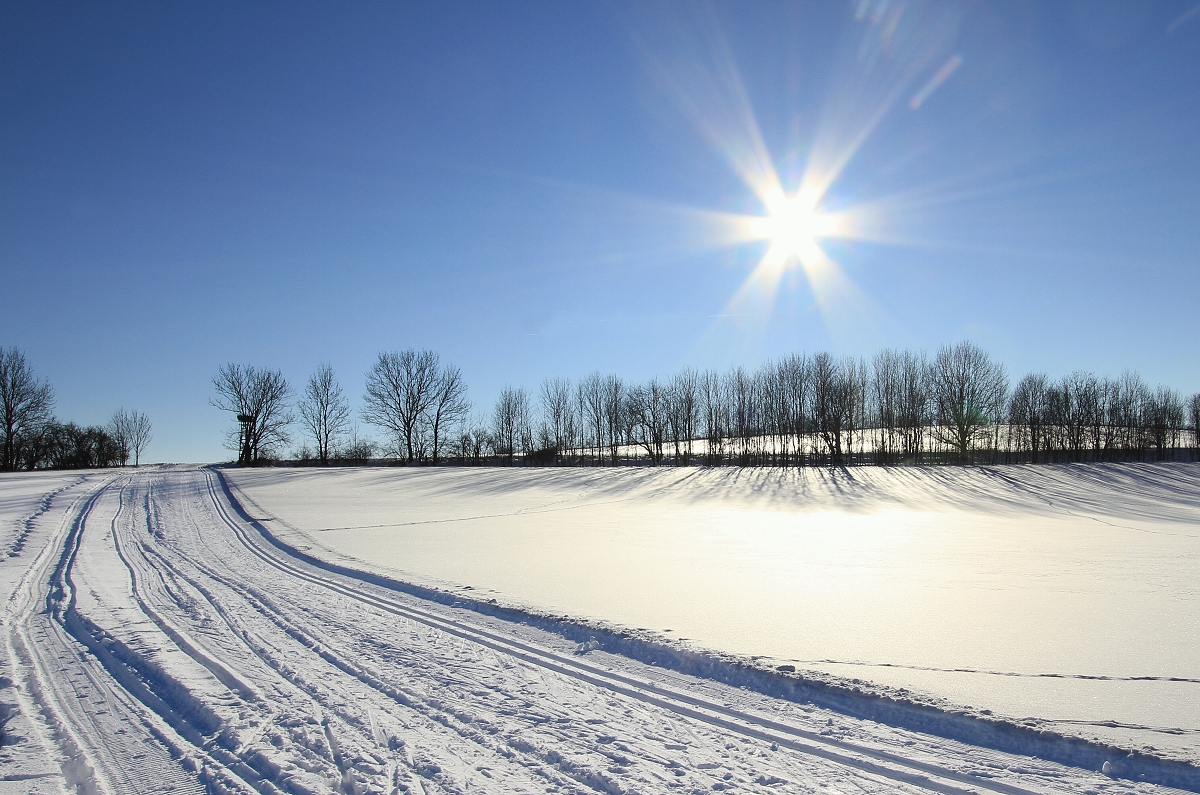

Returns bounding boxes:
[755,192,840,264]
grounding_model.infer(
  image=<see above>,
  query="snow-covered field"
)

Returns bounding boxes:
[225,464,1200,766]
[1,464,1196,794]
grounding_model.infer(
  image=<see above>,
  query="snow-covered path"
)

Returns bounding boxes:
[0,467,1191,794]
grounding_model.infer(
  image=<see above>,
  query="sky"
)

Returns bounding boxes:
[3,1,1199,463]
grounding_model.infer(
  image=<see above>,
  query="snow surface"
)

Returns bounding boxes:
[1,465,1196,794]
[225,464,1200,765]
[0,470,90,793]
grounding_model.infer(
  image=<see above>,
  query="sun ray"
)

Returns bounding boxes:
[625,1,968,345]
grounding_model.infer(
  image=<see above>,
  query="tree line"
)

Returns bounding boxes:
[1,347,152,471]
[214,342,1200,468]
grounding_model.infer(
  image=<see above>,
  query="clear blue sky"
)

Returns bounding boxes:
[3,1,1199,463]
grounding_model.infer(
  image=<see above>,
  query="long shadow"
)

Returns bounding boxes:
[221,462,1200,535]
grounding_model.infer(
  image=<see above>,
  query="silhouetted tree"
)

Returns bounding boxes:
[929,342,1007,462]
[298,364,351,465]
[108,409,131,465]
[667,368,698,465]
[0,347,55,471]
[699,369,728,464]
[1145,385,1185,461]
[1110,371,1150,459]
[811,352,852,465]
[726,366,756,464]
[895,350,929,462]
[1190,392,1200,457]
[128,411,152,466]
[871,350,902,465]
[492,386,531,465]
[108,408,153,466]
[539,377,575,464]
[428,365,470,465]
[339,423,377,463]
[602,375,624,464]
[1009,373,1049,464]
[578,372,606,464]
[212,364,293,464]
[362,350,440,463]
[454,414,491,464]
[776,353,811,466]
[44,422,123,469]
[627,378,667,465]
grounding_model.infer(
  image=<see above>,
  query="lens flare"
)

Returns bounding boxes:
[631,2,964,345]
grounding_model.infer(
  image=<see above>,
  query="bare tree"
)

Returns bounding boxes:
[602,375,624,464]
[1044,371,1100,462]
[108,408,153,466]
[756,362,782,465]
[298,363,351,466]
[1145,385,1185,461]
[872,350,902,465]
[211,364,293,464]
[811,352,852,465]
[1093,377,1119,460]
[0,347,55,472]
[776,353,810,466]
[726,366,756,464]
[896,350,929,462]
[928,342,1007,462]
[339,422,377,463]
[273,343,1200,470]
[1190,392,1200,457]
[28,421,123,469]
[578,373,606,464]
[454,413,491,464]
[699,369,728,464]
[848,357,871,464]
[1069,372,1100,461]
[108,408,132,466]
[429,365,470,464]
[1110,371,1149,459]
[540,377,575,464]
[127,411,152,466]
[362,350,440,463]
[1009,372,1049,464]
[492,386,531,465]
[666,368,698,465]
[626,378,667,465]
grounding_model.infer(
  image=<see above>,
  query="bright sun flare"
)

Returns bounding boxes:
[759,194,838,263]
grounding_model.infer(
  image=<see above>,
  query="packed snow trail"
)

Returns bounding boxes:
[0,467,1189,794]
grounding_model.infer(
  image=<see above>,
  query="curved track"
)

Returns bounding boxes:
[2,468,1175,794]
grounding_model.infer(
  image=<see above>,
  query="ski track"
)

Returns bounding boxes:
[0,466,1188,795]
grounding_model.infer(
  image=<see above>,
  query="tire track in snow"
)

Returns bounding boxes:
[141,477,578,794]
[108,478,260,704]
[137,475,449,794]
[207,468,1045,795]
[22,468,1166,795]
[43,476,342,795]
[7,475,209,795]
[5,474,85,558]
